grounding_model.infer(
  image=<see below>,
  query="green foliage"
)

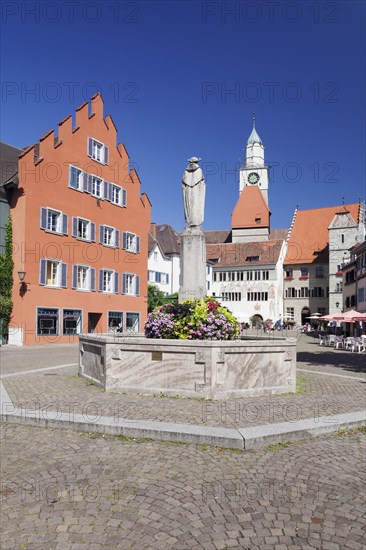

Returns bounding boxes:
[0,217,13,338]
[148,284,166,312]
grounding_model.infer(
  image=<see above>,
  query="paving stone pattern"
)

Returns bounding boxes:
[2,337,365,429]
[1,424,365,550]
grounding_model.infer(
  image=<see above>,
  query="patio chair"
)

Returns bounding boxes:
[351,337,364,353]
[318,334,326,346]
[345,337,355,351]
[334,336,344,349]
[327,335,336,347]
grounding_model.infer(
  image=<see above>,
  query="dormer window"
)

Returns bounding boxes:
[88,137,109,165]
[246,256,260,262]
[255,217,261,224]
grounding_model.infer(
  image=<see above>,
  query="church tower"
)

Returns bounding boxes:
[232,118,270,243]
[239,118,269,205]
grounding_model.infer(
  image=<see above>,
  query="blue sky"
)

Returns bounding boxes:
[1,0,365,231]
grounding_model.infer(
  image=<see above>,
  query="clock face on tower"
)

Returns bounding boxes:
[248,172,260,184]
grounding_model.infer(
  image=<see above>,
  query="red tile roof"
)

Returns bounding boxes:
[232,186,270,229]
[285,203,360,265]
[206,240,283,267]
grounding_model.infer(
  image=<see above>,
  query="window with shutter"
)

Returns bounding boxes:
[122,273,138,295]
[40,259,64,287]
[92,176,103,198]
[88,137,108,165]
[101,270,114,293]
[76,265,90,291]
[69,165,83,190]
[123,232,139,253]
[41,208,64,235]
[110,184,123,206]
[103,226,115,247]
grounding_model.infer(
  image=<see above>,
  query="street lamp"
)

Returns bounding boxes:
[17,269,30,292]
[335,301,340,309]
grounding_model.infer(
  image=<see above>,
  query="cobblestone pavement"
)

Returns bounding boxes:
[1,336,365,429]
[1,424,365,550]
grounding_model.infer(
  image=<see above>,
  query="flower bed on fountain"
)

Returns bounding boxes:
[145,298,239,340]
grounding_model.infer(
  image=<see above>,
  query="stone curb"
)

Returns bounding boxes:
[240,411,366,448]
[0,408,244,449]
[1,405,365,450]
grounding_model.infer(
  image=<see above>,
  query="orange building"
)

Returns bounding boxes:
[7,94,151,345]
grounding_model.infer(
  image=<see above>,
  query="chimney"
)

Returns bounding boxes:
[150,223,157,237]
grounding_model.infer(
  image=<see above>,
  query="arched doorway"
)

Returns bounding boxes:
[250,314,263,327]
[301,307,310,325]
